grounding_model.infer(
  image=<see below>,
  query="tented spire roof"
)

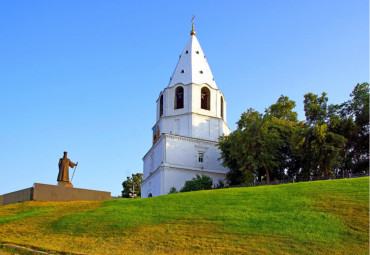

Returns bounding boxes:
[168,32,217,89]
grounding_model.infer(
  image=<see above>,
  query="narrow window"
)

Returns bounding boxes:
[201,87,210,110]
[198,152,204,163]
[221,96,224,119]
[152,125,160,144]
[175,86,184,109]
[160,95,163,117]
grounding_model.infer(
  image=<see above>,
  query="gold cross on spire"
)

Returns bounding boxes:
[190,15,196,35]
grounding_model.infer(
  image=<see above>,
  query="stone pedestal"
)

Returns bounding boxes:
[58,181,73,188]
[1,183,111,205]
[33,183,111,202]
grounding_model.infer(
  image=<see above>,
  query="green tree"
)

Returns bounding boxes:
[304,92,328,125]
[347,83,369,173]
[234,108,280,184]
[329,83,369,174]
[219,84,367,184]
[218,132,245,184]
[220,104,293,184]
[180,174,213,192]
[265,95,298,122]
[235,109,272,183]
[299,123,346,178]
[121,173,143,198]
[265,96,302,180]
[300,92,347,178]
[327,105,357,176]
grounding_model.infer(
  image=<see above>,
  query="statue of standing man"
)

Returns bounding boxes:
[57,151,78,187]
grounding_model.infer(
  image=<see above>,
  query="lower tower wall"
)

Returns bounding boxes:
[142,134,228,198]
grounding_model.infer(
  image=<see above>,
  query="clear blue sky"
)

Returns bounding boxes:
[0,1,368,196]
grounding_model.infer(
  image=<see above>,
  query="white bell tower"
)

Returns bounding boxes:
[141,24,230,198]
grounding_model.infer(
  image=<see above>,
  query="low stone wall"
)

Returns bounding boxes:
[33,183,111,202]
[0,187,33,205]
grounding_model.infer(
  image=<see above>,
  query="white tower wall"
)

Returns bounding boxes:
[142,28,230,198]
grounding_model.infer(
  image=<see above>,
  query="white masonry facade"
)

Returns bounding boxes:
[141,27,230,198]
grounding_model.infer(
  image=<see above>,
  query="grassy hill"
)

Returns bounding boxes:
[0,177,368,255]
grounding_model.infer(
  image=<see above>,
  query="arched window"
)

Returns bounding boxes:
[175,86,184,109]
[160,94,163,117]
[201,87,210,110]
[221,96,224,119]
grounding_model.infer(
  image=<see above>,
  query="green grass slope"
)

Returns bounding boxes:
[0,177,368,255]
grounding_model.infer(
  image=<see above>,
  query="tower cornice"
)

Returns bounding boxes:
[156,82,225,102]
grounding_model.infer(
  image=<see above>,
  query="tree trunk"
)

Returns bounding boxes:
[323,163,328,178]
[265,167,271,184]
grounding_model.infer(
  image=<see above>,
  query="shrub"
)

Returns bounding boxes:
[180,174,213,192]
[217,180,225,188]
[168,187,178,194]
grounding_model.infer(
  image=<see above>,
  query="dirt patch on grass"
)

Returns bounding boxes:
[52,219,342,255]
[0,201,103,254]
[313,195,369,255]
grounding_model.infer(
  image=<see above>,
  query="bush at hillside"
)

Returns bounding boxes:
[180,174,213,192]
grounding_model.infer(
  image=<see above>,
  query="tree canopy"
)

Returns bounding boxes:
[219,83,369,185]
[121,173,143,198]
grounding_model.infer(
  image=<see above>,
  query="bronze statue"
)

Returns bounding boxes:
[57,151,78,187]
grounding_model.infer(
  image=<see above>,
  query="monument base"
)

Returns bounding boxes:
[0,183,111,205]
[33,183,111,202]
[57,181,73,188]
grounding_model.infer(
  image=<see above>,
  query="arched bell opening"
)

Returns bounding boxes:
[175,86,184,109]
[201,87,210,110]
